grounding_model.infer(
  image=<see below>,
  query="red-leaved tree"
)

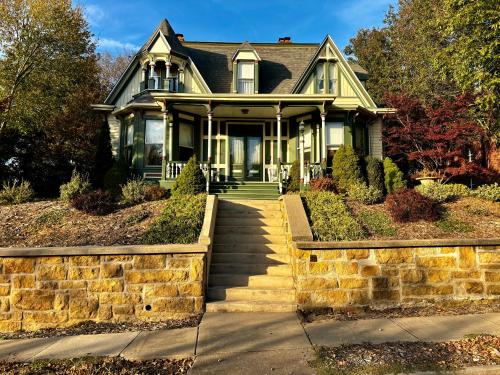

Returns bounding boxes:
[384,93,494,182]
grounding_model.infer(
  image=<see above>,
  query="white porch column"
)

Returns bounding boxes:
[161,110,168,180]
[276,112,282,191]
[141,66,147,82]
[207,111,213,191]
[316,123,321,163]
[299,122,305,184]
[168,121,174,162]
[149,61,156,78]
[165,61,171,78]
[321,112,327,163]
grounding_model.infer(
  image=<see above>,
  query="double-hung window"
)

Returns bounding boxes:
[125,122,134,166]
[316,63,325,93]
[325,122,344,165]
[179,122,194,161]
[145,119,165,166]
[237,62,254,94]
[328,63,337,94]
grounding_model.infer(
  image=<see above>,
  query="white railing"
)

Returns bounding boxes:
[165,161,214,181]
[304,163,323,185]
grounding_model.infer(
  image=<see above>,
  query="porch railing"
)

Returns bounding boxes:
[140,77,178,92]
[165,161,210,180]
[303,162,323,185]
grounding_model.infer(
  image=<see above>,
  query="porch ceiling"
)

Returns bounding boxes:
[173,104,318,118]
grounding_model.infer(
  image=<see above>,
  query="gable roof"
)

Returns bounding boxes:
[140,19,187,56]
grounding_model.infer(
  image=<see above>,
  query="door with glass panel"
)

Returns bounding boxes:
[229,125,263,181]
[245,136,262,180]
[230,136,245,180]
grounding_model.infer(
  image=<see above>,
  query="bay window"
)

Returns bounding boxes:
[145,119,165,166]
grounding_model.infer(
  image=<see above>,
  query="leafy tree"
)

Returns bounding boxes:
[93,118,113,188]
[97,51,132,97]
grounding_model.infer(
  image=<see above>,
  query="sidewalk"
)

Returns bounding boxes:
[0,312,498,374]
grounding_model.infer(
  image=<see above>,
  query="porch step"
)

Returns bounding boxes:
[207,286,296,303]
[215,225,284,235]
[213,243,288,254]
[209,274,294,289]
[206,300,296,313]
[216,217,283,226]
[210,263,292,276]
[214,234,287,245]
[210,182,279,200]
[212,252,290,264]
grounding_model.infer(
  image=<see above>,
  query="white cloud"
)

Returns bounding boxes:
[96,38,140,53]
[84,4,105,26]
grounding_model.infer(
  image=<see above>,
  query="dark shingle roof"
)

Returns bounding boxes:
[140,19,187,56]
[183,42,320,94]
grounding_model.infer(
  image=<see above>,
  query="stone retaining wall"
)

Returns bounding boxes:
[0,252,205,332]
[290,245,499,308]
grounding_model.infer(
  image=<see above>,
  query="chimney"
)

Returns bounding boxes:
[278,36,291,43]
[176,33,185,43]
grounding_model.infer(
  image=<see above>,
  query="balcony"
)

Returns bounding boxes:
[140,77,178,93]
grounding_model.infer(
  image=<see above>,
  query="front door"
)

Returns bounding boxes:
[229,125,263,181]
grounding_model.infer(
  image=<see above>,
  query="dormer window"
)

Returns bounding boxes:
[316,63,325,93]
[237,61,255,94]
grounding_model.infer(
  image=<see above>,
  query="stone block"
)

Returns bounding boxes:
[3,258,34,273]
[440,248,456,254]
[133,255,166,270]
[99,293,142,305]
[12,290,55,310]
[400,269,425,284]
[313,290,349,306]
[487,285,500,295]
[23,311,68,324]
[0,274,9,283]
[299,278,338,290]
[452,271,480,279]
[178,282,203,297]
[458,247,476,269]
[372,290,400,301]
[98,305,113,320]
[125,270,188,284]
[0,321,21,332]
[462,282,484,294]
[88,279,124,293]
[0,284,10,296]
[37,281,58,290]
[0,297,10,312]
[376,249,413,264]
[427,270,451,283]
[189,258,204,281]
[349,290,370,305]
[54,294,68,311]
[69,297,98,319]
[59,280,86,289]
[38,256,63,264]
[485,271,500,282]
[320,250,343,260]
[69,256,100,266]
[334,262,358,275]
[144,284,178,298]
[68,267,100,280]
[38,265,66,280]
[167,258,191,268]
[417,256,455,268]
[113,305,134,315]
[152,297,194,313]
[339,278,368,289]
[296,292,313,305]
[403,285,453,296]
[346,250,370,260]
[479,252,500,264]
[126,285,143,294]
[105,255,133,262]
[12,275,35,289]
[360,265,380,277]
[309,262,329,274]
[101,264,123,278]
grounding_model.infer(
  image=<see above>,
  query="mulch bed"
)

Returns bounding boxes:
[0,200,166,247]
[299,300,500,323]
[348,196,500,240]
[312,335,500,375]
[0,357,193,375]
[0,315,202,340]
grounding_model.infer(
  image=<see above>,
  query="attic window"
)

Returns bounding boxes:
[237,61,254,94]
[316,63,325,94]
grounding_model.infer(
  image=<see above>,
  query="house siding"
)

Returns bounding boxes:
[107,114,121,157]
[369,117,383,159]
[115,66,142,108]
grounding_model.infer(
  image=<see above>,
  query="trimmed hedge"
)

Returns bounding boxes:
[386,189,439,223]
[416,183,469,203]
[286,160,300,192]
[347,182,383,205]
[365,156,385,194]
[171,156,206,196]
[332,145,364,192]
[302,191,365,241]
[383,157,406,193]
[142,193,206,244]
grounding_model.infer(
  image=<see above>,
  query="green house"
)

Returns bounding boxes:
[93,19,390,194]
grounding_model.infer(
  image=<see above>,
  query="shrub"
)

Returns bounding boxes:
[286,160,301,192]
[309,177,336,192]
[121,178,147,205]
[386,189,439,223]
[365,156,385,194]
[357,210,397,237]
[171,156,206,196]
[471,183,500,202]
[415,183,470,203]
[59,170,92,203]
[35,209,67,227]
[142,193,206,244]
[302,191,365,241]
[71,190,115,215]
[144,184,168,201]
[103,159,129,196]
[383,157,406,193]
[332,145,364,192]
[0,179,35,205]
[347,182,383,205]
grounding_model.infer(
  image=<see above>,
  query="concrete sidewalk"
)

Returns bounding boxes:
[0,312,498,374]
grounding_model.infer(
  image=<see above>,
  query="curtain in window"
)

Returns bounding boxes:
[237,62,254,93]
[231,137,244,164]
[126,124,134,146]
[329,63,337,94]
[145,119,165,166]
[326,122,344,147]
[316,63,325,93]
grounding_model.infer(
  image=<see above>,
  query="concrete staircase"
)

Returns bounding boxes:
[209,182,280,200]
[206,199,296,312]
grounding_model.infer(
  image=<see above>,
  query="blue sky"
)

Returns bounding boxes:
[79,0,396,55]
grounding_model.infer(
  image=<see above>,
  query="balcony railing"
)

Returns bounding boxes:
[140,77,178,93]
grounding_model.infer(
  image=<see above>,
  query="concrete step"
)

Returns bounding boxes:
[212,252,290,264]
[216,211,282,219]
[214,234,287,245]
[213,243,288,254]
[216,218,283,226]
[210,263,292,276]
[207,286,296,303]
[209,274,294,289]
[205,300,297,313]
[215,225,285,235]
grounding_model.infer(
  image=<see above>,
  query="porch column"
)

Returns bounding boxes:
[149,61,156,78]
[168,120,174,162]
[141,66,147,82]
[161,110,168,180]
[299,121,305,186]
[207,111,213,191]
[165,61,171,79]
[276,112,282,191]
[315,123,320,163]
[321,112,327,164]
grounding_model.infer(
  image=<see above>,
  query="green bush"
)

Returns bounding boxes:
[435,216,474,233]
[171,156,206,196]
[0,179,35,205]
[59,170,92,203]
[302,191,365,241]
[357,210,397,237]
[286,160,300,192]
[121,178,148,205]
[383,157,406,193]
[144,184,168,201]
[103,159,129,196]
[332,145,364,192]
[347,182,383,205]
[124,210,150,226]
[416,183,470,203]
[470,183,500,202]
[142,193,206,244]
[71,190,115,215]
[365,156,385,194]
